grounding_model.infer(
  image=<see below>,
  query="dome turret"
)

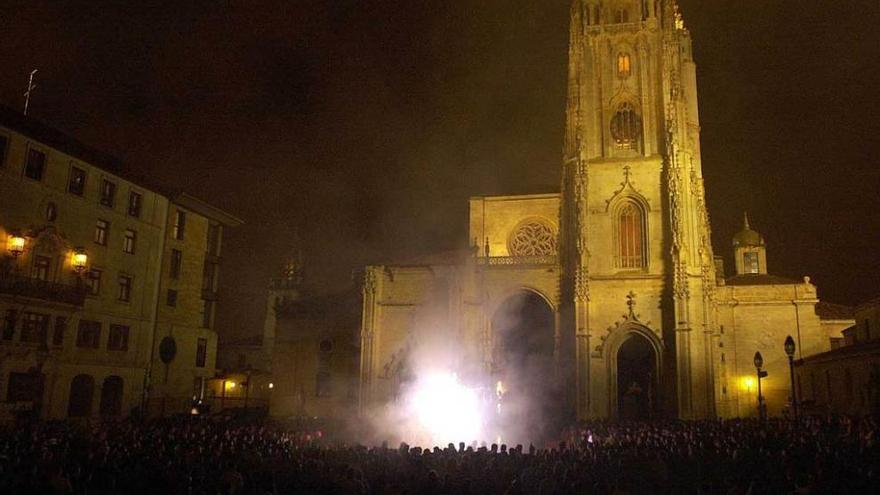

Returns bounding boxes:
[733,212,765,248]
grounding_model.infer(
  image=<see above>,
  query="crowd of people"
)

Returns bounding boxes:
[0,414,878,494]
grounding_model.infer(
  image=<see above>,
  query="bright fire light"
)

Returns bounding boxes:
[407,372,483,446]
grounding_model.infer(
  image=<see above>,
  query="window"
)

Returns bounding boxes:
[107,324,129,351]
[0,134,8,166]
[201,299,214,329]
[3,309,17,340]
[617,53,631,78]
[45,202,57,222]
[743,252,759,274]
[616,201,646,269]
[195,338,207,367]
[316,339,333,397]
[615,8,630,23]
[170,249,183,279]
[207,224,221,256]
[202,262,218,292]
[24,148,46,181]
[85,269,102,296]
[172,210,186,240]
[118,275,132,302]
[20,312,49,344]
[32,255,51,281]
[53,317,67,346]
[100,179,116,207]
[94,219,110,246]
[128,191,142,217]
[68,166,86,196]
[76,320,101,348]
[611,102,641,150]
[123,229,137,254]
[166,289,178,307]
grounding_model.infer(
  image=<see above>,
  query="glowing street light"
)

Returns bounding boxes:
[7,233,25,258]
[72,248,88,274]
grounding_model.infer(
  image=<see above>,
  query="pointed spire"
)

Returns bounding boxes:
[743,211,751,230]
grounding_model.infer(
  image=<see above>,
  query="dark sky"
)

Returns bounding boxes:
[2,1,878,340]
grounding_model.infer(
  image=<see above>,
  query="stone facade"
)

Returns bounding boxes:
[0,105,240,420]
[356,1,854,421]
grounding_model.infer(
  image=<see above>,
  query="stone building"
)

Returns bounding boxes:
[356,1,854,421]
[794,297,880,417]
[0,104,240,420]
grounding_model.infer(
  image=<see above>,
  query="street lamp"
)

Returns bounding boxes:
[72,248,88,274]
[784,335,798,421]
[7,233,25,258]
[753,351,768,420]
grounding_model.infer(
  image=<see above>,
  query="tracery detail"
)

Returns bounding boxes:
[509,220,557,257]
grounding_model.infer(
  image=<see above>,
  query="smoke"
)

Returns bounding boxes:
[363,284,561,449]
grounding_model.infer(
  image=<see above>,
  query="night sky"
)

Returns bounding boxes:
[2,1,878,341]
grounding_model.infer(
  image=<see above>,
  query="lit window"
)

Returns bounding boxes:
[123,229,137,254]
[616,201,646,269]
[611,102,641,150]
[68,166,86,196]
[743,252,759,274]
[94,219,110,246]
[24,148,46,181]
[617,53,631,78]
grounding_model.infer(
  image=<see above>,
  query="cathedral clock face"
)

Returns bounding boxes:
[509,220,557,257]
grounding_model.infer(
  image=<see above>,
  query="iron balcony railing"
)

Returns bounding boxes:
[0,273,87,306]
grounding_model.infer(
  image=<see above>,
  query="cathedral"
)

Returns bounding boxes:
[351,0,854,422]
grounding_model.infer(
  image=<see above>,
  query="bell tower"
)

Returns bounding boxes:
[561,0,718,419]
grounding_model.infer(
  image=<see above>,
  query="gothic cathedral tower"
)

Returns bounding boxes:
[560,0,718,419]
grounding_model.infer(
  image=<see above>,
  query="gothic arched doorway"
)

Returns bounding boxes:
[616,333,657,420]
[68,374,95,418]
[492,290,560,443]
[99,376,124,417]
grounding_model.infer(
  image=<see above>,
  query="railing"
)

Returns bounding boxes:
[479,255,558,266]
[0,273,87,306]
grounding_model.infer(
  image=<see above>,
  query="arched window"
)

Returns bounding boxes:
[617,53,631,79]
[611,103,641,151]
[616,201,646,269]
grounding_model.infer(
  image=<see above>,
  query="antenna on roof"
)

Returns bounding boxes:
[23,69,38,115]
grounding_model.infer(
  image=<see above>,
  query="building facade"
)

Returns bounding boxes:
[0,105,240,420]
[355,1,854,421]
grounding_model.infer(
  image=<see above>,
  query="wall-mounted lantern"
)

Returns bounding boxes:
[7,233,25,258]
[72,247,88,274]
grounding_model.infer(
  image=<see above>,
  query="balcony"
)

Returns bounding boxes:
[0,273,87,306]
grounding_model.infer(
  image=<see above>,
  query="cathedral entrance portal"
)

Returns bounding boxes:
[616,333,657,420]
[492,291,561,444]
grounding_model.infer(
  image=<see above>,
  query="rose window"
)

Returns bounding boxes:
[509,221,557,257]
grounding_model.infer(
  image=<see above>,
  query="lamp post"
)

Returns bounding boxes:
[784,335,798,421]
[754,351,767,420]
[8,233,25,258]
